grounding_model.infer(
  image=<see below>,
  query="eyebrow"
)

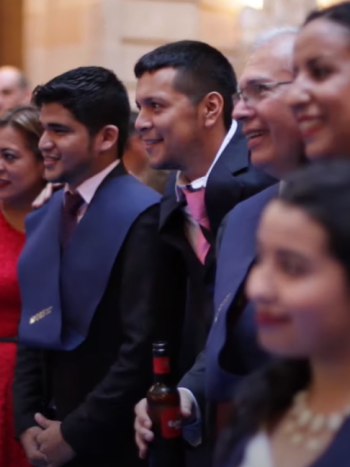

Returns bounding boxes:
[41,123,70,131]
[0,147,17,152]
[275,248,309,262]
[137,96,161,104]
[239,76,273,89]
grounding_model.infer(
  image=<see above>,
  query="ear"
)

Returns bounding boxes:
[97,125,119,153]
[201,92,225,129]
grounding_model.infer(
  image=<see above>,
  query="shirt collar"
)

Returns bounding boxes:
[64,160,120,204]
[175,120,237,201]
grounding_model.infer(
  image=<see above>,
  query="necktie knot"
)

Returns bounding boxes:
[182,187,209,229]
[61,191,84,249]
[181,186,210,264]
[64,191,84,216]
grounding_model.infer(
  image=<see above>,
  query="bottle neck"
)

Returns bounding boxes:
[153,355,171,384]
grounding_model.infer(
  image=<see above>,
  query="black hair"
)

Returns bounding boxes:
[134,40,237,131]
[32,66,130,157]
[304,1,350,32]
[217,159,350,466]
[128,111,139,137]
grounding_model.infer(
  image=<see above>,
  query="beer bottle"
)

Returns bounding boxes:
[147,341,185,467]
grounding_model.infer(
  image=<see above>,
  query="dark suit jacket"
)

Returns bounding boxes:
[217,417,350,467]
[13,164,185,467]
[206,184,279,404]
[160,126,275,379]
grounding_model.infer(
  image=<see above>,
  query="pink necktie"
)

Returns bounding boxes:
[182,187,210,264]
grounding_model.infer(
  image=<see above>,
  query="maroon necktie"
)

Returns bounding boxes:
[182,187,211,264]
[60,191,84,249]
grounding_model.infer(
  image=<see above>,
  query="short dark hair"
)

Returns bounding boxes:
[134,40,236,131]
[32,66,131,157]
[304,1,350,33]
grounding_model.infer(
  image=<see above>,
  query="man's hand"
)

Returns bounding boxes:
[20,426,48,467]
[35,413,75,467]
[32,183,63,209]
[134,389,193,459]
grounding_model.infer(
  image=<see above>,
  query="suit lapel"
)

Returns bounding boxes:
[205,125,250,234]
[213,184,279,319]
[205,185,278,400]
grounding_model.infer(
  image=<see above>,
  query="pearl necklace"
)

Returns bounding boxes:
[283,391,350,452]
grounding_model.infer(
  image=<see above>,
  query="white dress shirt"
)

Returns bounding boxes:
[64,160,120,222]
[175,120,238,253]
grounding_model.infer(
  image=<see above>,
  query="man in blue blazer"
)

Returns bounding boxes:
[13,67,182,467]
[205,28,305,432]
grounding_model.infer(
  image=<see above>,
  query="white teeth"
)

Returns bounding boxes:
[248,131,264,139]
[299,121,318,132]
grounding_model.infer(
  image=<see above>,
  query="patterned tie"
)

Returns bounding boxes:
[60,191,84,249]
[182,187,211,264]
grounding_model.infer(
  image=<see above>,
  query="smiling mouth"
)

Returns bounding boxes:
[298,120,322,138]
[43,156,60,165]
[245,131,267,140]
[143,138,163,147]
[0,180,10,187]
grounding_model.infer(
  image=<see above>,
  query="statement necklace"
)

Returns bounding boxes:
[283,390,350,452]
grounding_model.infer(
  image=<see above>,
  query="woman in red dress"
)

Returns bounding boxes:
[0,105,44,466]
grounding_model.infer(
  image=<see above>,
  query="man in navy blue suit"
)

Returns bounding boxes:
[13,66,182,467]
[134,27,306,459]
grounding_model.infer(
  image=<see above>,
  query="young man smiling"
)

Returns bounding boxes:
[133,40,274,465]
[134,41,274,373]
[13,66,180,467]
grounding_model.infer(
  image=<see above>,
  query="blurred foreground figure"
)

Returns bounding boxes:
[216,160,350,467]
[0,66,31,116]
[123,112,171,193]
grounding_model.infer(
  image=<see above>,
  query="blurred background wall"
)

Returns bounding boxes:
[0,0,341,103]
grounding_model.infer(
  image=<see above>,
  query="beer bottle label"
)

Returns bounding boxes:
[153,357,170,374]
[160,407,182,439]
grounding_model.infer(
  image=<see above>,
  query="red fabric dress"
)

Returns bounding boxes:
[0,210,30,466]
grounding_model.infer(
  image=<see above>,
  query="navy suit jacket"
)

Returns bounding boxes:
[218,417,350,467]
[206,184,279,404]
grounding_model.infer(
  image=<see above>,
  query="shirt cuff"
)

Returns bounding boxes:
[178,387,202,447]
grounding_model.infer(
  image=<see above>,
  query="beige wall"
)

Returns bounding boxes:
[23,0,319,100]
